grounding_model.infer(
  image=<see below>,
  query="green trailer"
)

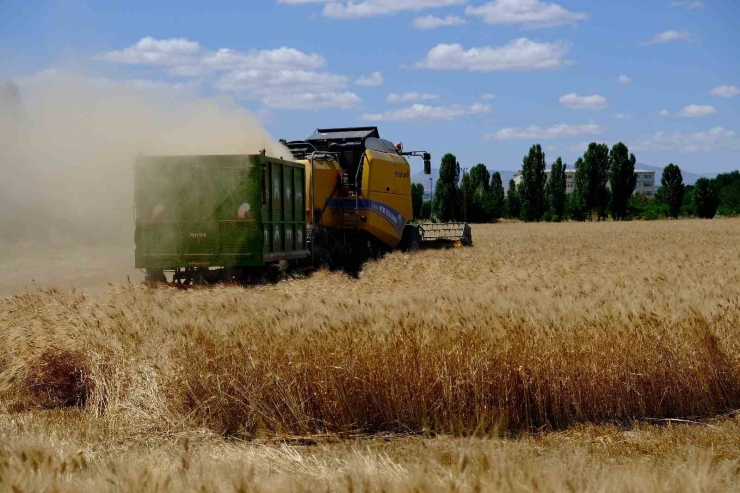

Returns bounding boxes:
[134,152,307,284]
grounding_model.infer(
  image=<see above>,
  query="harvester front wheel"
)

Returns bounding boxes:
[400,225,422,253]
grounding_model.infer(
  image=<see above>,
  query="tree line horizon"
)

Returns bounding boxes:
[411,143,739,223]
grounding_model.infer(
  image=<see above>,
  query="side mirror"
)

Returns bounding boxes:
[423,153,431,174]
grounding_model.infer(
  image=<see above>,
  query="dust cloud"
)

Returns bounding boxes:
[0,71,290,294]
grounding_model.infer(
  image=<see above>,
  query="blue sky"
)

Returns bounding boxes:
[2,0,739,175]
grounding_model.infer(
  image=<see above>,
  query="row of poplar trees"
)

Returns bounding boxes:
[412,145,733,222]
[417,153,508,223]
[511,142,640,222]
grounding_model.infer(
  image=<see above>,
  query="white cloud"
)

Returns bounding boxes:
[567,141,591,152]
[386,92,439,103]
[710,85,740,98]
[355,71,384,86]
[359,102,490,122]
[632,127,737,153]
[100,39,325,74]
[279,0,467,19]
[97,37,358,110]
[199,47,326,73]
[480,93,496,100]
[546,145,557,151]
[413,15,466,29]
[262,92,362,110]
[643,30,691,44]
[671,1,704,9]
[679,104,716,117]
[214,69,360,108]
[659,109,670,117]
[414,39,570,71]
[617,75,632,84]
[559,93,607,110]
[98,37,201,65]
[466,0,589,29]
[613,113,631,120]
[486,122,605,140]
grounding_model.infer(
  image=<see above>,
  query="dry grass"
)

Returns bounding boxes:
[2,219,740,490]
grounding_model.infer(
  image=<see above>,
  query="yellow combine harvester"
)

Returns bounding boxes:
[284,127,472,270]
[135,126,471,285]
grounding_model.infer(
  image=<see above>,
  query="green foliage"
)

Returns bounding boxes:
[564,190,582,221]
[519,144,547,221]
[574,143,610,220]
[469,164,490,192]
[474,187,496,223]
[628,194,669,220]
[420,200,432,220]
[545,157,567,221]
[433,153,460,222]
[490,172,505,220]
[694,178,719,219]
[608,142,637,220]
[715,170,740,216]
[461,171,473,222]
[661,164,685,219]
[506,179,521,219]
[411,183,425,220]
[681,185,695,216]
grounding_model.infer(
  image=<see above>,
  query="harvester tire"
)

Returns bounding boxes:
[400,225,422,253]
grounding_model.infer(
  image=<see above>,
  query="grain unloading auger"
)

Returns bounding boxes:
[134,126,472,285]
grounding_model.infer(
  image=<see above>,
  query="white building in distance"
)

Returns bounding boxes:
[512,169,656,197]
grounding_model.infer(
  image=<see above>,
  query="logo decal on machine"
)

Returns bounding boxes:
[326,199,405,235]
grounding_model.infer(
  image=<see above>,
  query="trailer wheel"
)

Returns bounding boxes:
[145,269,167,284]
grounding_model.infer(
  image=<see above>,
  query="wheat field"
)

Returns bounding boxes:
[1,219,740,491]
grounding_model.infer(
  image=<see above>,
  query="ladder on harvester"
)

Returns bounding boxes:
[340,155,364,234]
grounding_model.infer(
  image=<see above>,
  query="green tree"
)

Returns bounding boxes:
[469,164,490,192]
[460,171,474,222]
[421,200,432,220]
[519,144,547,221]
[661,164,685,219]
[506,179,521,219]
[714,170,740,215]
[563,190,585,221]
[411,183,425,220]
[574,143,610,220]
[694,178,719,219]
[545,157,567,221]
[433,153,460,221]
[608,142,637,220]
[490,172,505,220]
